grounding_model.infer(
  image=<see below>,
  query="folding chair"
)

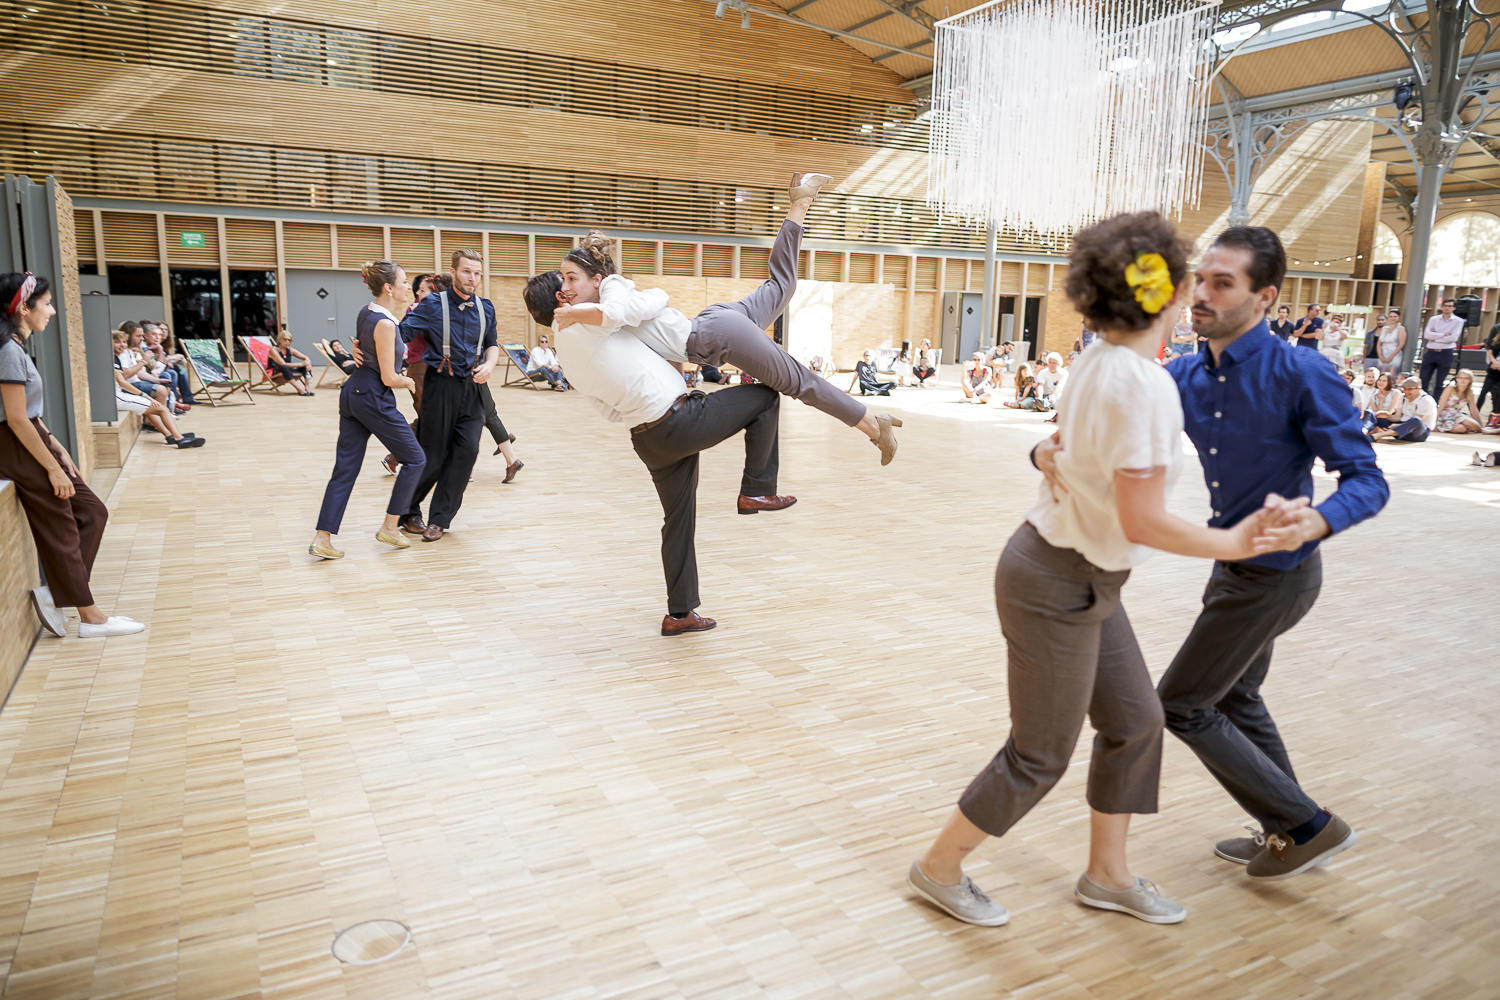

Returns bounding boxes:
[500,343,546,390]
[182,339,254,406]
[314,341,349,388]
[239,335,296,393]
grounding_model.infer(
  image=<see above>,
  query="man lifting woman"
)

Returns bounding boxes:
[524,171,902,635]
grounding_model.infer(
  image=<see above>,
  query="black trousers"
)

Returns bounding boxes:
[1420,348,1455,399]
[479,382,510,445]
[630,386,780,615]
[1478,368,1500,415]
[408,371,484,528]
[1156,553,1323,834]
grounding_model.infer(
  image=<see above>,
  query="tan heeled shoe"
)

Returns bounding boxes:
[873,413,902,466]
[790,171,834,202]
[376,529,410,549]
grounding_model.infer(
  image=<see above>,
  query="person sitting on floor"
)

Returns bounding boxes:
[1363,371,1401,433]
[529,332,570,391]
[1368,376,1437,442]
[855,350,895,395]
[111,332,204,448]
[913,339,938,386]
[1024,352,1068,411]
[961,351,992,403]
[321,339,358,374]
[1434,369,1484,434]
[267,333,315,395]
[1002,363,1037,408]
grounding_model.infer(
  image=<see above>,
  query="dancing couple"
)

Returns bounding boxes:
[524,171,901,635]
[908,214,1387,927]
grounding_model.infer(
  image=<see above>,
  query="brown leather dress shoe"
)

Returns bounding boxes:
[661,611,716,636]
[737,494,798,515]
[421,524,444,542]
[399,516,427,535]
[503,459,524,484]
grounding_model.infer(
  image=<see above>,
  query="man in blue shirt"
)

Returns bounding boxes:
[1161,227,1388,880]
[398,248,500,542]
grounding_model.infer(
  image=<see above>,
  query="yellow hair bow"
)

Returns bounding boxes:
[1124,252,1173,315]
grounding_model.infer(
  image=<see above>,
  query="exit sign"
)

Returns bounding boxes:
[180,231,205,248]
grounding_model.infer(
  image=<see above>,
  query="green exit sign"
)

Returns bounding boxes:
[180,231,205,248]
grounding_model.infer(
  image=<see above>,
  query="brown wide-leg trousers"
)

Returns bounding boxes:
[685,219,867,428]
[958,521,1164,837]
[0,418,108,608]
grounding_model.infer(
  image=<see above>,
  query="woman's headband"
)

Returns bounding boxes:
[7,273,36,316]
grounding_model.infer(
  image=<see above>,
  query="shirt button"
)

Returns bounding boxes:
[1218,376,1226,382]
[1209,448,1218,455]
[1214,510,1221,517]
[1211,481,1219,487]
[1214,411,1222,418]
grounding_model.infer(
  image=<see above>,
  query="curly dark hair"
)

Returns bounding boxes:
[523,270,563,327]
[1065,211,1193,333]
[564,230,617,278]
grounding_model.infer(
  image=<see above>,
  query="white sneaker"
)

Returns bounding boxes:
[30,587,66,637]
[78,616,146,638]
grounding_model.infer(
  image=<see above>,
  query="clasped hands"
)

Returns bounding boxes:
[1033,433,1328,556]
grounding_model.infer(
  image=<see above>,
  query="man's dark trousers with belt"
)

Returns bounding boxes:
[631,386,780,616]
[407,369,484,529]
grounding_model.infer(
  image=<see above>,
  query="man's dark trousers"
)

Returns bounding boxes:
[408,369,484,529]
[1156,552,1324,835]
[1420,348,1455,399]
[631,386,781,616]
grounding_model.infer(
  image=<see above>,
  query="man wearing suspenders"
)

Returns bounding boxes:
[397,248,500,542]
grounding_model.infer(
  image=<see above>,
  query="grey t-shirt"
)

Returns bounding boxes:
[0,338,44,423]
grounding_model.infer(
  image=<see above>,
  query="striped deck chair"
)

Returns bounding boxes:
[182,339,254,406]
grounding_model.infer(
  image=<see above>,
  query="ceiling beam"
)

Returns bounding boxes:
[709,0,935,59]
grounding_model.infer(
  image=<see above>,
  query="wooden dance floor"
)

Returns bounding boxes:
[2,381,1497,999]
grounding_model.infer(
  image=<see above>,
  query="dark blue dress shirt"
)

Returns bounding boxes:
[1167,320,1388,569]
[400,289,497,376]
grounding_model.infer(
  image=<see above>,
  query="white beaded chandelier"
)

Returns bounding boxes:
[927,0,1219,238]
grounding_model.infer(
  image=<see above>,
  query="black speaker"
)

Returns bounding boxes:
[1372,263,1399,281]
[1455,294,1483,327]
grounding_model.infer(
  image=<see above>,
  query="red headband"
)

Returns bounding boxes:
[7,273,35,316]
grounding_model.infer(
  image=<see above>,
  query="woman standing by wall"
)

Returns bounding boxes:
[0,273,145,638]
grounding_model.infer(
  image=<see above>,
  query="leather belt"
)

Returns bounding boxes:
[631,393,690,435]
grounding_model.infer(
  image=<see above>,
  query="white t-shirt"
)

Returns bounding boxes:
[1037,365,1068,398]
[1398,391,1438,428]
[553,322,685,427]
[1027,340,1185,571]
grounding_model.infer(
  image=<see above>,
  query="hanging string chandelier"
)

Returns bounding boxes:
[927,0,1220,238]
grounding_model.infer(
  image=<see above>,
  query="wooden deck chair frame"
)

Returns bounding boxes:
[500,343,546,390]
[182,339,254,406]
[314,342,348,388]
[239,335,298,394]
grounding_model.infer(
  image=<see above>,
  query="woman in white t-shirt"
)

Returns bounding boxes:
[1320,315,1347,366]
[907,212,1290,929]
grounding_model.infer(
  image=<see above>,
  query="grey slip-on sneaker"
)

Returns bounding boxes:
[1075,873,1186,925]
[907,860,1010,927]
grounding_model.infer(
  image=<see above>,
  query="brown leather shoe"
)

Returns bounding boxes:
[491,433,517,455]
[661,611,716,636]
[737,493,797,515]
[421,524,444,542]
[503,459,524,484]
[399,516,426,536]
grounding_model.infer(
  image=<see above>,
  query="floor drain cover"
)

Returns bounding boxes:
[331,919,411,965]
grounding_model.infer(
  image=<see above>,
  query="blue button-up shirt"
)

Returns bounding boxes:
[400,289,497,376]
[1167,320,1388,569]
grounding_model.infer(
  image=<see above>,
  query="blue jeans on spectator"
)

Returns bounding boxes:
[1372,415,1430,442]
[1420,348,1455,399]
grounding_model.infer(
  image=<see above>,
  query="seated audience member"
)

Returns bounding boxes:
[805,354,835,379]
[1363,371,1401,433]
[855,350,896,396]
[1065,350,1079,367]
[111,332,204,448]
[119,324,177,409]
[267,333,315,396]
[1169,305,1197,356]
[1369,376,1437,442]
[1321,315,1347,366]
[1434,370,1484,434]
[1024,352,1067,410]
[1003,363,1037,408]
[960,352,992,403]
[985,341,1014,375]
[321,339,358,374]
[528,333,569,391]
[143,323,196,407]
[893,341,914,385]
[913,339,938,386]
[1293,303,1324,350]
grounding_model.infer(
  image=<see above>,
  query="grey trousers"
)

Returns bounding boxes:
[685,220,868,428]
[630,386,781,615]
[1157,553,1322,834]
[958,522,1164,838]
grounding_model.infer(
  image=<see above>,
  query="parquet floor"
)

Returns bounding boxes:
[2,373,1498,1000]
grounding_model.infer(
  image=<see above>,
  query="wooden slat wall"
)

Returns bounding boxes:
[335,225,384,268]
[389,228,436,275]
[101,212,158,261]
[224,218,277,266]
[281,221,332,266]
[74,210,97,262]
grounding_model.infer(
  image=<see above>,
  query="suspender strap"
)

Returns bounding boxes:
[438,289,487,376]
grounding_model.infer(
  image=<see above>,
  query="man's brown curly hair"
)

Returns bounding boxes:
[1064,211,1193,333]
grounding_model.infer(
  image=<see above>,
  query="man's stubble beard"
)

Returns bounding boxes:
[1193,295,1261,342]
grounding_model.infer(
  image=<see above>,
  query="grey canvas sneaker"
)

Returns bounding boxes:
[1215,824,1267,865]
[1074,874,1187,924]
[907,860,1010,926]
[30,586,66,638]
[1247,812,1356,881]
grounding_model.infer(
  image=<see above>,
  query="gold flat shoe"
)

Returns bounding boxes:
[376,529,410,549]
[309,543,344,560]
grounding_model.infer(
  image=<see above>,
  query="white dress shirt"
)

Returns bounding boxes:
[1422,314,1465,350]
[553,321,686,427]
[531,345,559,369]
[599,275,693,363]
[1399,391,1439,428]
